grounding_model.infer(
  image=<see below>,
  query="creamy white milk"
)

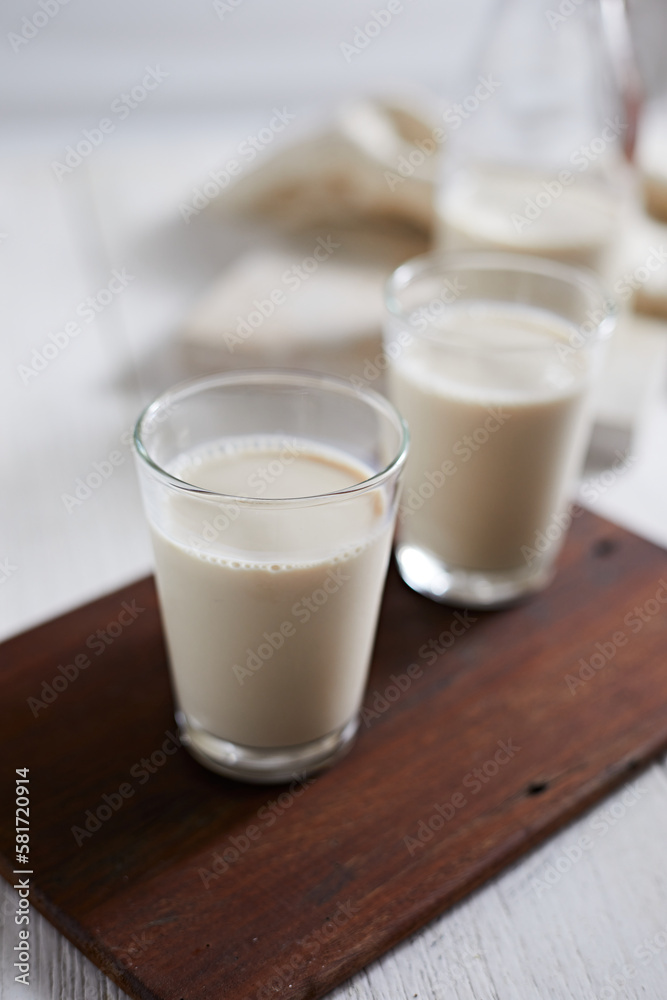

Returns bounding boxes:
[149,439,393,748]
[389,302,590,572]
[438,165,617,272]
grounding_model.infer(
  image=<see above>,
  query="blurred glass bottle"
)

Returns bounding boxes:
[436,0,630,274]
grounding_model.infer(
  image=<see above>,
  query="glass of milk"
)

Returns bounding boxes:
[384,251,616,608]
[133,370,408,783]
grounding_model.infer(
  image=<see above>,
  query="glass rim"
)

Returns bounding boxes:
[133,368,409,508]
[384,249,617,347]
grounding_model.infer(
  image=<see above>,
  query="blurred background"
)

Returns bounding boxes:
[2,0,666,119]
[2,0,493,118]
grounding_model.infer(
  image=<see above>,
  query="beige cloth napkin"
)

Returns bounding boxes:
[181,98,443,379]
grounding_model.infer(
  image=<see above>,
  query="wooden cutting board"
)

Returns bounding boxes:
[1,511,667,1000]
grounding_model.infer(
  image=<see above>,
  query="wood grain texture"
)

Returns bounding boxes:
[1,511,667,1000]
[4,757,667,1000]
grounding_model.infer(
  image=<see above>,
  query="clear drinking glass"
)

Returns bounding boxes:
[133,370,408,783]
[435,0,626,275]
[384,251,616,608]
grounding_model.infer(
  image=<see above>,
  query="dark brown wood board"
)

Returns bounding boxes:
[2,510,667,1000]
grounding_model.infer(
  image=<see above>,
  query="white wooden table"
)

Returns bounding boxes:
[2,117,667,1000]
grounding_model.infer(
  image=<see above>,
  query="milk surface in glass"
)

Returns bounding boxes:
[438,165,618,273]
[151,438,393,748]
[389,300,590,574]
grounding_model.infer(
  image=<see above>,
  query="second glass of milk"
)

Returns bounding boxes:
[133,370,407,783]
[384,251,615,608]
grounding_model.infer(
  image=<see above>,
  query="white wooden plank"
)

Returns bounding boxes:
[0,152,153,642]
